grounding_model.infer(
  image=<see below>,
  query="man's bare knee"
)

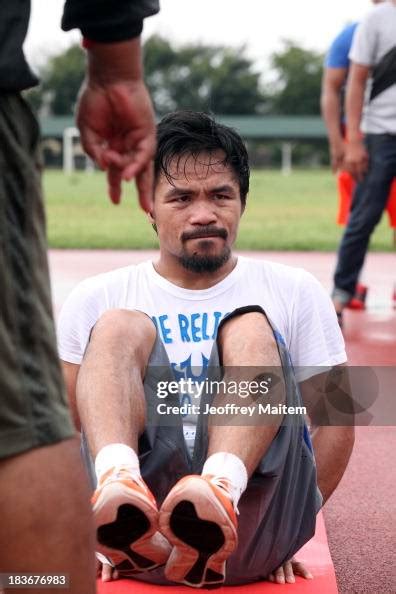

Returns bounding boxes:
[88,309,156,368]
[92,309,156,341]
[218,311,280,366]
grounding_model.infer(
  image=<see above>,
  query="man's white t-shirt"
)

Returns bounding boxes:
[58,256,345,370]
[58,257,346,452]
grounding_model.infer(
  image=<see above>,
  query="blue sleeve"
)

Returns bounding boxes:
[325,22,358,68]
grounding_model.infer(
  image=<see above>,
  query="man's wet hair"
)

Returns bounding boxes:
[154,111,250,205]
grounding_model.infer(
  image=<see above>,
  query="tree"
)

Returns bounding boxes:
[25,37,324,118]
[25,44,85,116]
[143,35,264,115]
[267,40,324,115]
[42,45,85,115]
[27,37,264,116]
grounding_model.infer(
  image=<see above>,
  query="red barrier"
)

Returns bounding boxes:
[337,170,396,228]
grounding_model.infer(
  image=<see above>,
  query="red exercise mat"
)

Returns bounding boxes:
[97,511,338,593]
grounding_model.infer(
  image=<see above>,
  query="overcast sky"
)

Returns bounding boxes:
[26,0,375,73]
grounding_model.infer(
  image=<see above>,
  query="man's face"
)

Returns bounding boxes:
[151,151,244,273]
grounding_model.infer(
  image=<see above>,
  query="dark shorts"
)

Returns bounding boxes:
[0,92,74,459]
[82,306,321,584]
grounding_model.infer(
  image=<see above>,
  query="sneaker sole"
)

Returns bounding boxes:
[159,477,237,588]
[94,482,164,575]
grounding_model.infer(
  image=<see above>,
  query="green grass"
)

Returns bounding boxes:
[43,169,395,251]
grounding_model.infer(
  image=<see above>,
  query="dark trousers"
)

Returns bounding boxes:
[334,133,396,300]
[0,92,74,458]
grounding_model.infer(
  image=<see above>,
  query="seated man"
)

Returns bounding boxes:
[58,111,353,588]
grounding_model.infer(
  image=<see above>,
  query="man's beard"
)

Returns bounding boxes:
[178,243,231,273]
[178,226,231,273]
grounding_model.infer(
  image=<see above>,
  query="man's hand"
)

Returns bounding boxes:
[268,557,313,584]
[330,137,346,173]
[75,38,156,211]
[76,79,155,210]
[344,139,369,182]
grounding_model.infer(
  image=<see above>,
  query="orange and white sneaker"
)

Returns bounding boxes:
[159,475,238,589]
[92,466,171,577]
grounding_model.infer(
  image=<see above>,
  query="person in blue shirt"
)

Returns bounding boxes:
[321,22,358,172]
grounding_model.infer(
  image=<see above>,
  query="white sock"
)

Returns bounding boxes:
[202,452,248,509]
[94,443,140,483]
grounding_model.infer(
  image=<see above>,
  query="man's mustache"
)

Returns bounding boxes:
[181,226,228,242]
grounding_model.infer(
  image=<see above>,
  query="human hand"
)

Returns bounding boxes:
[76,77,155,210]
[268,557,313,584]
[343,139,369,182]
[96,553,119,582]
[75,38,156,211]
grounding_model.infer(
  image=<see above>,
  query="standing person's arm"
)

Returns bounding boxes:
[321,23,357,173]
[320,67,348,172]
[344,63,371,182]
[62,1,160,210]
[76,39,156,210]
[343,11,377,182]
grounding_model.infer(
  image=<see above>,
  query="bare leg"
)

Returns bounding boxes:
[0,438,95,594]
[208,311,284,476]
[75,310,171,577]
[76,310,156,456]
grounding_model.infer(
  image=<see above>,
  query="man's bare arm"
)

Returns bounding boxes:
[300,366,355,503]
[344,62,371,182]
[311,425,354,503]
[62,361,81,431]
[320,67,348,172]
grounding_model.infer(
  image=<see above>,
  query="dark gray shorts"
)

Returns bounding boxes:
[0,92,74,459]
[82,306,321,584]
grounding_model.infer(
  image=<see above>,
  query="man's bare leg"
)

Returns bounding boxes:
[215,312,312,584]
[76,309,156,456]
[76,309,170,576]
[0,438,95,594]
[208,311,283,475]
